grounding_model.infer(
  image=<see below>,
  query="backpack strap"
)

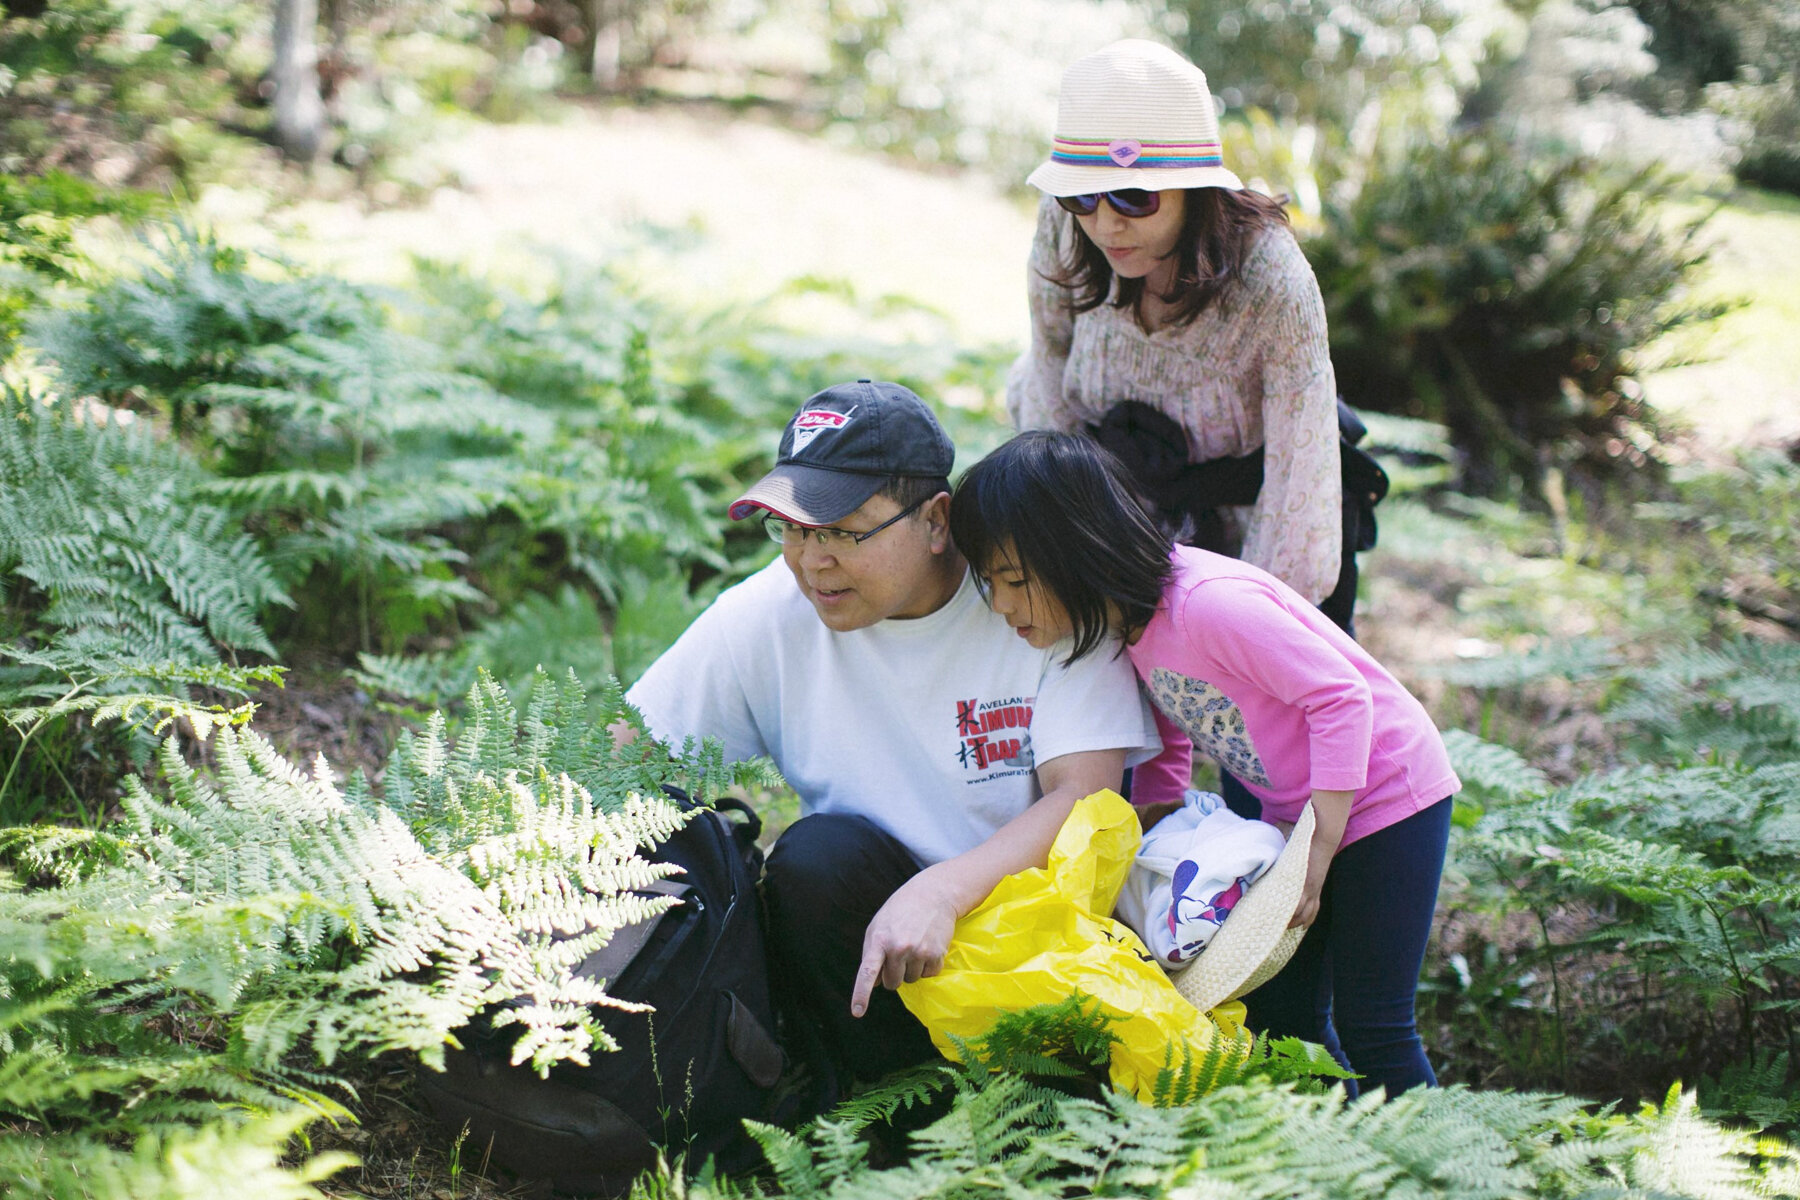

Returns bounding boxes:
[724,991,785,1088]
[573,877,691,984]
[711,794,762,843]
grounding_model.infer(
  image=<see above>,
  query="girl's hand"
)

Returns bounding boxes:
[1291,832,1334,928]
[1289,789,1352,929]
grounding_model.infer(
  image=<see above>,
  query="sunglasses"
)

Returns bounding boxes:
[1055,189,1162,219]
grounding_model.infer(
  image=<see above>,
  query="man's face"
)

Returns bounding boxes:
[780,492,954,632]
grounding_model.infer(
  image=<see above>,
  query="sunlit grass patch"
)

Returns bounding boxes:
[1644,186,1800,446]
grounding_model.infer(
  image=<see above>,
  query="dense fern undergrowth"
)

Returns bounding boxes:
[0,668,737,1195]
[5,670,1797,1199]
[3,193,1799,1196]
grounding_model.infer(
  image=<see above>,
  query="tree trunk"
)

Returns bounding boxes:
[589,0,623,89]
[272,0,326,162]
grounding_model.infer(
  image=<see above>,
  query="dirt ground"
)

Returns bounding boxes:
[204,103,1040,350]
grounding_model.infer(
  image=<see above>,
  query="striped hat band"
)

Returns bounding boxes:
[1050,136,1223,170]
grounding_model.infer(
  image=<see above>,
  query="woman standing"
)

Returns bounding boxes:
[1008,39,1350,625]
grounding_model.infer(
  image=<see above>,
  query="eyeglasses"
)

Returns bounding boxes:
[1055,189,1162,219]
[763,496,928,551]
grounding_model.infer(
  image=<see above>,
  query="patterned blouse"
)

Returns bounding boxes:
[1006,197,1343,604]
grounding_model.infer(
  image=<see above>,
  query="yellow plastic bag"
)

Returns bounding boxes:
[899,790,1250,1104]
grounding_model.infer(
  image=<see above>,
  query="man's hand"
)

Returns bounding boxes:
[849,870,959,1017]
[842,749,1128,1016]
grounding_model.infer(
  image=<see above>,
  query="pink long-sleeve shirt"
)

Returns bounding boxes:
[1127,546,1459,847]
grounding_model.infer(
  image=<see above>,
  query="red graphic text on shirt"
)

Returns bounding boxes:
[953,695,1035,772]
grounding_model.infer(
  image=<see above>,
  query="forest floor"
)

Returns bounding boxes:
[203,101,1038,350]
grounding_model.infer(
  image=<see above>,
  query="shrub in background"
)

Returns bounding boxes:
[0,171,158,355]
[1724,78,1800,195]
[0,0,276,191]
[818,0,1154,178]
[1172,0,1484,130]
[1306,125,1722,498]
[1686,0,1800,195]
[0,0,529,196]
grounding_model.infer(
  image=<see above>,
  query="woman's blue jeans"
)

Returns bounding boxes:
[1237,796,1453,1098]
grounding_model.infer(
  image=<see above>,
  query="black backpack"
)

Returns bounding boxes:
[418,790,786,1197]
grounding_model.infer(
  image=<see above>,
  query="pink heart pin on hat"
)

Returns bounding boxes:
[1108,138,1142,166]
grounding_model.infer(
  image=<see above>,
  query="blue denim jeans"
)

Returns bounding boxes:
[1237,796,1453,1098]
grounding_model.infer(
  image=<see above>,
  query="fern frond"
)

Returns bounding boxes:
[0,823,135,885]
[195,468,370,510]
[348,650,471,709]
[0,386,288,710]
[1432,637,1619,689]
[744,1119,825,1195]
[1442,728,1551,803]
[821,1065,956,1135]
[962,994,1119,1081]
[906,1068,1062,1172]
[0,1108,355,1200]
[1615,1084,1777,1200]
[1048,1091,1193,1195]
[1608,638,1800,768]
[6,688,259,741]
[15,667,728,1087]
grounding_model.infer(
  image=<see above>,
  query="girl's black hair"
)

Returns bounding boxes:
[950,431,1174,664]
[1046,187,1290,332]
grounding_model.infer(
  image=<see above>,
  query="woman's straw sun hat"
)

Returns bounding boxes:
[1171,801,1315,1013]
[1028,39,1244,198]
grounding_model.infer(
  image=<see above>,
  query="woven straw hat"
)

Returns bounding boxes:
[1027,39,1244,197]
[1172,802,1315,1013]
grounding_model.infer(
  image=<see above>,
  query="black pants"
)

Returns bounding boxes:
[761,813,940,1092]
[1315,492,1362,635]
[1237,798,1453,1097]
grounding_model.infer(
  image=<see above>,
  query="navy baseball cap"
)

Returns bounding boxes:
[728,380,955,524]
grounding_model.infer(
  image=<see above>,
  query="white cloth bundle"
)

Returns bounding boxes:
[1114,790,1289,967]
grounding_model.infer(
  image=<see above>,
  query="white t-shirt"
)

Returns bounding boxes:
[627,558,1161,867]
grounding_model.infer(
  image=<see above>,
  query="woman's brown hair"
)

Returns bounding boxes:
[1045,187,1290,330]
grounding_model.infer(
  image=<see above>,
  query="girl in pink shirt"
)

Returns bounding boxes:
[950,430,1459,1096]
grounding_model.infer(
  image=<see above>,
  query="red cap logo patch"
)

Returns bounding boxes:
[791,406,855,453]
